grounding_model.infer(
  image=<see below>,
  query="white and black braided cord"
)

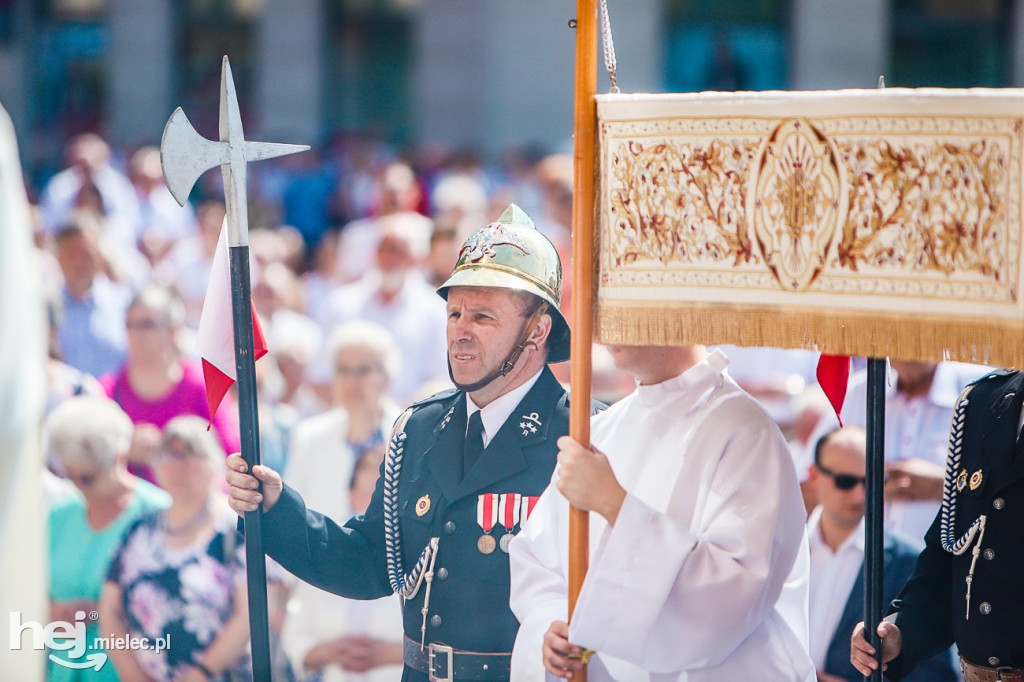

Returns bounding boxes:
[383,425,437,598]
[940,385,984,555]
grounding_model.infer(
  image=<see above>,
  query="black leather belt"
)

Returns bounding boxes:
[403,637,511,681]
[961,655,1024,682]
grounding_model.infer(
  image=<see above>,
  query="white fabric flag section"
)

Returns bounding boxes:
[196,219,267,424]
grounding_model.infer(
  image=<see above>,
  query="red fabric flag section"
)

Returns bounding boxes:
[816,353,851,427]
[196,221,268,427]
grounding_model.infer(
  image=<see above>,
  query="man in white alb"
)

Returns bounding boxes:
[508,344,815,681]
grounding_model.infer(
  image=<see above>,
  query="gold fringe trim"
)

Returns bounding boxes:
[595,300,1024,369]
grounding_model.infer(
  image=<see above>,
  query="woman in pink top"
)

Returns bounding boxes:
[101,285,240,484]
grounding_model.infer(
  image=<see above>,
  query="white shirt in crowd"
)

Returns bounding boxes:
[335,212,433,283]
[281,405,405,682]
[806,507,865,671]
[509,350,815,681]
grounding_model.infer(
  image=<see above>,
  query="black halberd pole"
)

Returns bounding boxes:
[864,358,887,681]
[230,245,272,681]
[160,55,308,681]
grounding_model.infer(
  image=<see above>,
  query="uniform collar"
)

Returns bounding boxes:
[424,367,561,503]
[467,367,543,446]
[633,348,730,410]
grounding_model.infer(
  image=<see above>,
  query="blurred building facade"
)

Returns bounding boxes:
[0,0,1021,185]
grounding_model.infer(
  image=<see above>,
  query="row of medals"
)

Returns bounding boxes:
[478,531,516,554]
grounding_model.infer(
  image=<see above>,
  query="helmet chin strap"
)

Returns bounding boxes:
[448,303,549,394]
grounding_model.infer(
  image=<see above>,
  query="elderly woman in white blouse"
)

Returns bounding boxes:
[281,321,405,681]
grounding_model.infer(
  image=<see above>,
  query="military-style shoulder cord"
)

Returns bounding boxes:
[382,410,440,646]
[938,384,988,619]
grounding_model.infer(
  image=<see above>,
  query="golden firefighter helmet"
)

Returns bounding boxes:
[437,204,569,363]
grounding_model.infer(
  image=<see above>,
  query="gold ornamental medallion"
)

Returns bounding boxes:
[969,470,983,491]
[415,495,431,517]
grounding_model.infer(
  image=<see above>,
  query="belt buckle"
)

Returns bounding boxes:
[428,642,454,682]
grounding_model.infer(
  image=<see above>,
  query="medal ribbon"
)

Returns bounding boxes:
[520,495,539,522]
[500,493,522,530]
[477,493,498,533]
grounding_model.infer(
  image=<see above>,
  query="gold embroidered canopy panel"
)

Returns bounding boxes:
[595,89,1024,368]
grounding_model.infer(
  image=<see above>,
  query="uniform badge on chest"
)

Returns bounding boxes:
[438,405,456,431]
[519,412,541,437]
[956,469,968,492]
[969,470,983,491]
[415,494,431,516]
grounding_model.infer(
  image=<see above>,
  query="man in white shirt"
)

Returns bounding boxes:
[40,132,142,256]
[334,161,433,283]
[806,427,956,681]
[509,344,815,681]
[318,212,449,405]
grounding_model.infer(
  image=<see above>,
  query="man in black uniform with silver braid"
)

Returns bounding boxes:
[227,204,595,681]
[851,369,1024,681]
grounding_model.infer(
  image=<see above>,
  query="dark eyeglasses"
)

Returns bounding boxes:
[817,463,867,491]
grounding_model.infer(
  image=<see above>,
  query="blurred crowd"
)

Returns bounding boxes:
[29,129,991,681]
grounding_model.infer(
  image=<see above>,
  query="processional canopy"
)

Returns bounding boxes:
[595,89,1024,369]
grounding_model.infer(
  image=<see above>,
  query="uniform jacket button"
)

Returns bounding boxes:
[989,657,1001,666]
[993,498,1005,510]
[430,615,443,628]
[979,602,992,615]
[436,567,449,581]
[443,521,456,535]
[983,548,995,561]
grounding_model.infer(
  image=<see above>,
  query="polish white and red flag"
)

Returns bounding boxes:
[196,220,268,426]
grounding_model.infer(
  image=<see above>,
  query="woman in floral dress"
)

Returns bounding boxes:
[99,416,280,681]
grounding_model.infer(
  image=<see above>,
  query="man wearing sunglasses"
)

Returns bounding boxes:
[806,427,957,682]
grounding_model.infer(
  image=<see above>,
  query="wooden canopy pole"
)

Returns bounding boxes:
[569,0,597,679]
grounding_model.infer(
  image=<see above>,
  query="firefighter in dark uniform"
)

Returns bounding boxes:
[228,204,597,681]
[851,369,1024,681]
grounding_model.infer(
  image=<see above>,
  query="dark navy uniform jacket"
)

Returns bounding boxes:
[886,370,1024,679]
[258,366,585,681]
